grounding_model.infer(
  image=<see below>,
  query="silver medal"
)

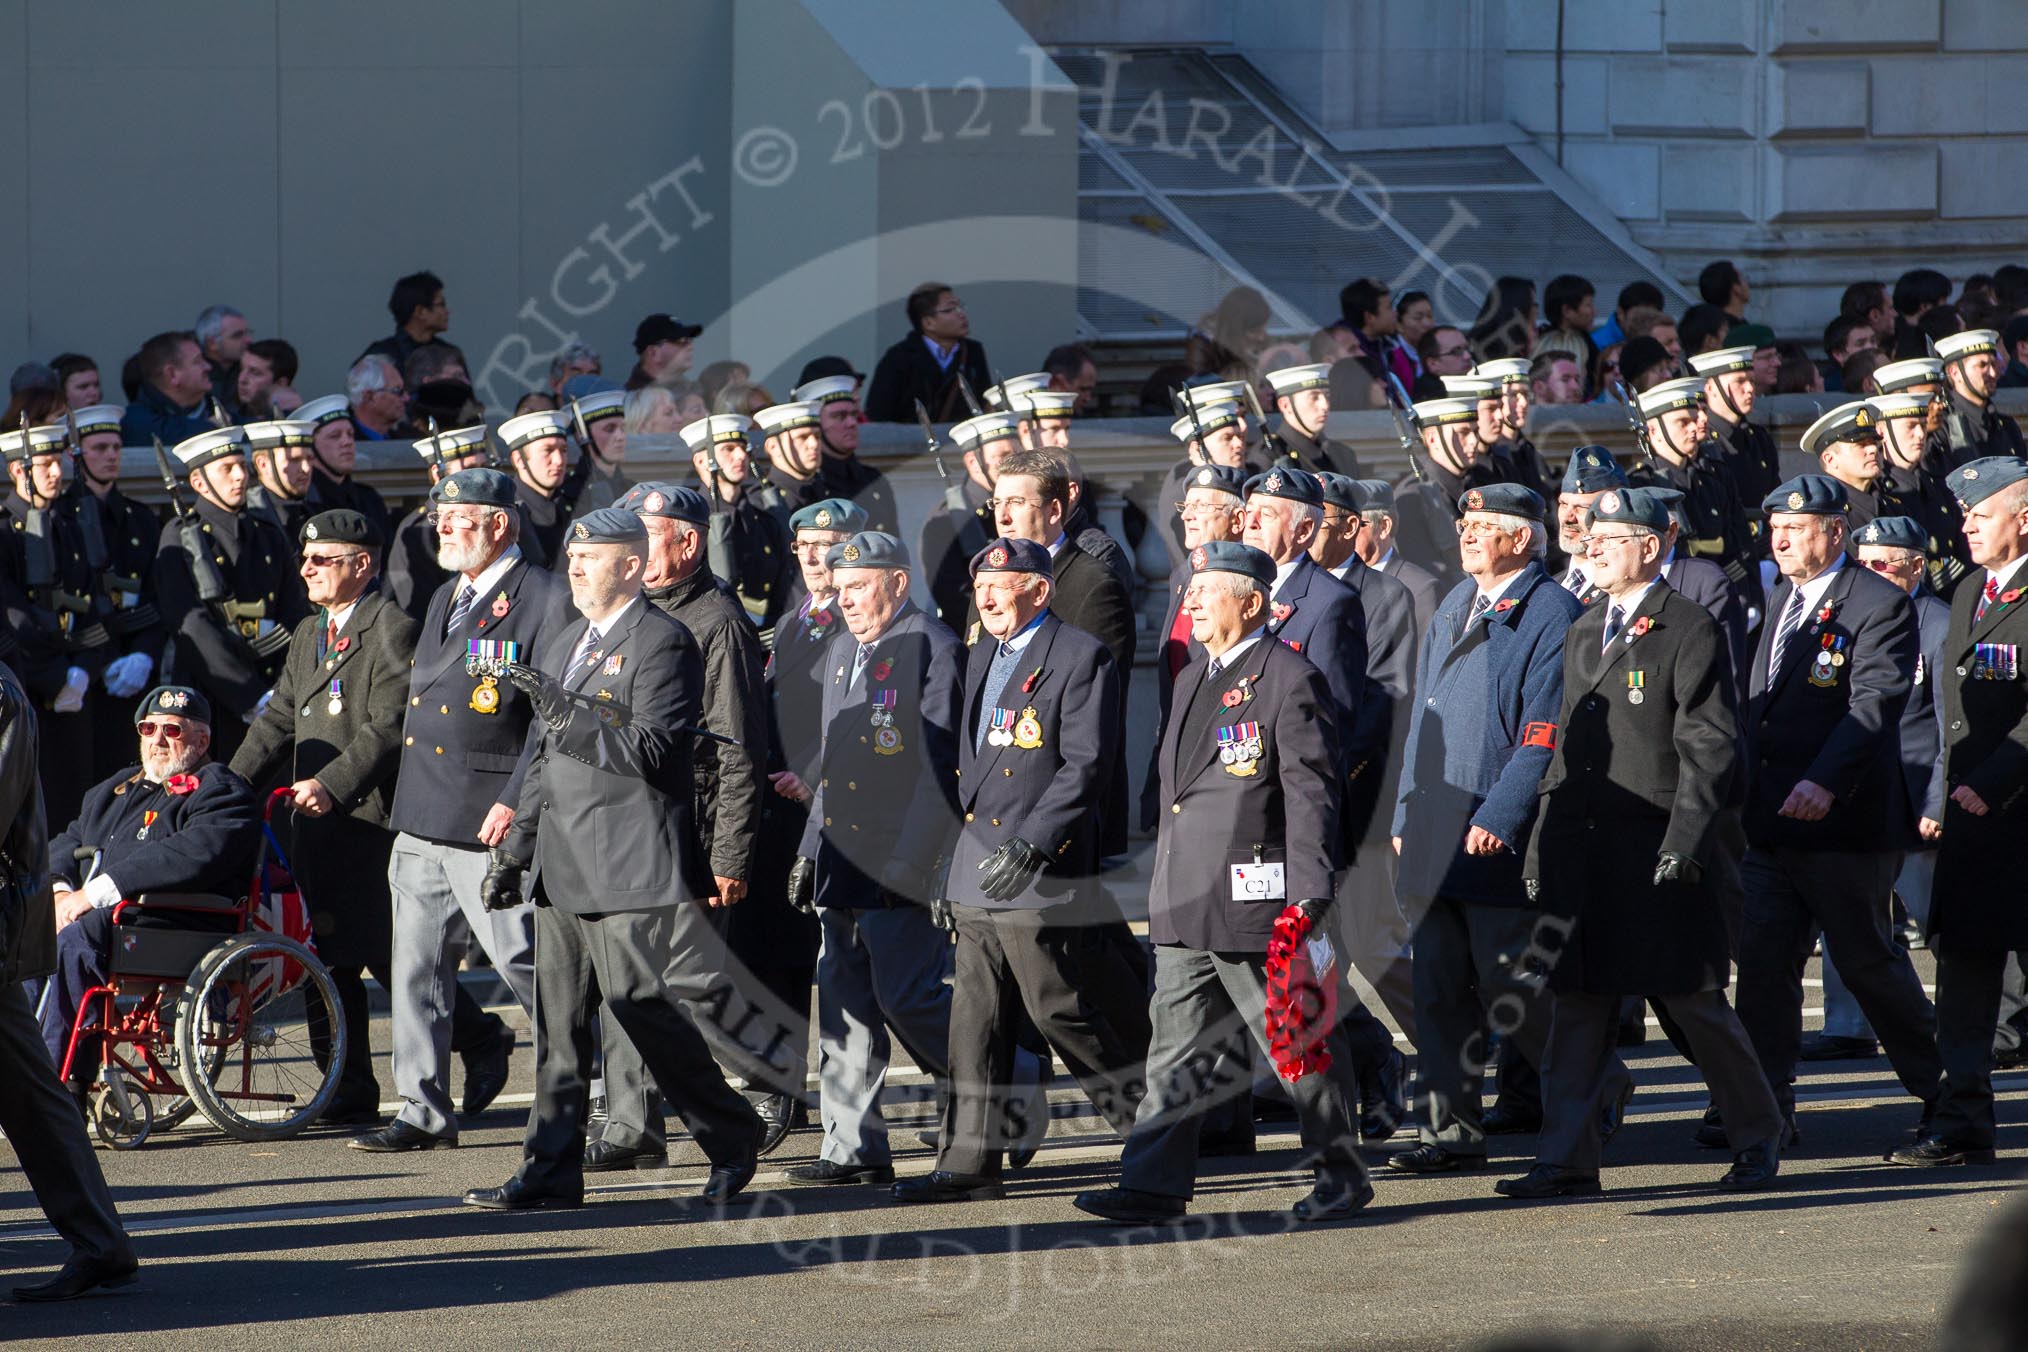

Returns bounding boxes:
[1627,688,1643,705]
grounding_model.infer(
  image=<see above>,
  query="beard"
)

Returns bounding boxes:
[437,535,489,574]
[142,739,208,783]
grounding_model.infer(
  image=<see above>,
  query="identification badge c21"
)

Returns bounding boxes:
[1229,861,1286,902]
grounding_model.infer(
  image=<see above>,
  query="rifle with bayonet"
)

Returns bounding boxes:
[1242,381,1291,467]
[62,408,108,574]
[1381,372,1432,485]
[1613,379,1662,476]
[555,399,598,525]
[955,371,986,420]
[920,398,992,563]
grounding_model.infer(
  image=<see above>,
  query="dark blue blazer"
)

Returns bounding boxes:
[1907,587,1951,830]
[1267,556,1378,771]
[1664,555,1751,693]
[1393,561,1579,906]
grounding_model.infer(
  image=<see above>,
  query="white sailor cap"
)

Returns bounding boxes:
[243,420,316,451]
[752,401,823,435]
[950,412,1024,451]
[498,409,573,452]
[983,373,1052,410]
[171,426,249,473]
[1935,329,2000,365]
[413,424,490,465]
[1263,362,1332,397]
[1184,380,1253,410]
[679,414,754,451]
[70,404,125,438]
[1475,358,1531,385]
[1635,377,1706,419]
[1870,358,1944,395]
[1866,392,1931,421]
[1021,389,1078,419]
[0,424,68,462]
[572,390,627,425]
[1442,374,1500,401]
[791,375,858,405]
[1412,396,1479,427]
[1687,345,1756,378]
[294,394,352,427]
[1170,401,1242,443]
[1799,402,1883,458]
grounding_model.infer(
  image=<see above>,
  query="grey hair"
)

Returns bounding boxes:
[1359,505,1397,525]
[624,385,676,433]
[1206,571,1265,602]
[1481,511,1548,558]
[548,342,600,383]
[347,355,400,401]
[194,304,243,348]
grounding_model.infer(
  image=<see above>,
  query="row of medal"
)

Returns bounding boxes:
[1218,721,1263,777]
[985,707,1045,749]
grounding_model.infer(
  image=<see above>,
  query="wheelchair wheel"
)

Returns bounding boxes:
[156,1018,226,1133]
[173,932,345,1141]
[91,1073,154,1151]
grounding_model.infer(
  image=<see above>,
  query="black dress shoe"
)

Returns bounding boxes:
[1198,1129,1257,1157]
[1699,1115,1799,1150]
[1717,1146,1780,1190]
[583,1138,668,1172]
[1386,1142,1483,1174]
[460,1025,514,1116]
[701,1149,758,1204]
[11,1251,139,1302]
[463,1177,582,1211]
[1598,1079,1634,1147]
[1494,1164,1602,1199]
[1481,1104,1542,1135]
[1073,1186,1187,1224]
[1358,1048,1407,1143]
[1798,1032,1879,1062]
[1293,1179,1375,1222]
[784,1159,895,1185]
[891,1170,1005,1203]
[1885,1137,1997,1167]
[348,1120,457,1152]
[748,1092,797,1158]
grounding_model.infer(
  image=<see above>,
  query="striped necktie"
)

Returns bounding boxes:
[1767,588,1807,684]
[445,583,476,637]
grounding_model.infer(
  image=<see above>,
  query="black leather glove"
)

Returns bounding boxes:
[976,837,1049,902]
[502,662,571,728]
[480,850,526,912]
[929,895,956,932]
[1524,877,1543,903]
[1653,851,1703,887]
[787,855,816,914]
[1295,897,1331,922]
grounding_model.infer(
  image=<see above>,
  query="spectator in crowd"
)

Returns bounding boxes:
[409,378,481,429]
[360,270,452,372]
[626,313,702,390]
[1995,263,2028,317]
[1774,341,1823,394]
[1619,336,1675,393]
[1842,348,1890,396]
[1821,315,1877,392]
[1841,279,1895,345]
[864,281,992,423]
[1529,347,1584,406]
[1919,305,1966,350]
[1396,289,1434,378]
[1042,342,1100,415]
[512,391,558,416]
[546,342,600,401]
[698,360,751,411]
[1726,324,1779,395]
[624,385,683,438]
[195,304,249,412]
[1699,259,1751,322]
[1623,306,1680,361]
[713,382,773,418]
[346,355,410,441]
[1592,341,1625,400]
[1468,275,1538,361]
[49,353,100,410]
[1335,279,1414,395]
[119,330,215,445]
[1200,285,1273,370]
[1892,268,1952,358]
[1959,273,2001,330]
[236,338,297,419]
[1999,315,2028,388]
[4,362,61,431]
[404,342,469,393]
[1416,325,1474,380]
[1542,274,1599,395]
[1592,280,1665,350]
[1677,303,1731,358]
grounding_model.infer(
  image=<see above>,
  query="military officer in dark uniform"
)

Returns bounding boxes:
[751,399,831,522]
[1873,356,1944,401]
[1502,487,1783,1198]
[1804,402,1891,533]
[1895,458,2028,1166]
[1352,478,1442,636]
[1265,361,1359,475]
[153,425,309,763]
[462,507,764,1212]
[241,417,316,544]
[3,422,115,826]
[1155,400,1251,558]
[586,480,793,1168]
[1630,377,1764,614]
[919,409,1016,629]
[1928,329,2026,468]
[792,374,898,535]
[1392,394,1496,591]
[1688,345,1784,512]
[1733,474,1943,1148]
[0,659,138,1303]
[385,424,492,622]
[683,413,792,629]
[1871,390,1971,599]
[895,539,1145,1203]
[498,408,576,570]
[351,467,572,1153]
[294,395,392,542]
[1475,359,1555,505]
[1649,487,1755,701]
[1074,542,1373,1226]
[62,404,166,783]
[1552,446,1631,608]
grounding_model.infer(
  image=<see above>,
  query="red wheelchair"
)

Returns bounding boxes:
[58,787,347,1149]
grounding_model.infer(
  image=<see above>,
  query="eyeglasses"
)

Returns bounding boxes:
[1454,519,1517,538]
[1863,553,1922,571]
[932,302,967,316]
[1434,344,1471,361]
[136,721,186,740]
[1582,532,1647,548]
[300,551,358,569]
[1176,502,1237,518]
[986,495,1039,512]
[430,509,496,531]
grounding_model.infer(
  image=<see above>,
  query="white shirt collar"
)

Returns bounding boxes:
[326,598,362,635]
[1328,557,1355,582]
[1374,545,1399,570]
[1990,555,2028,593]
[1787,553,1847,616]
[582,593,642,641]
[995,610,1049,654]
[459,544,523,605]
[1207,631,1264,678]
[1272,557,1303,597]
[1601,576,1660,620]
[1474,567,1528,611]
[1044,533,1070,558]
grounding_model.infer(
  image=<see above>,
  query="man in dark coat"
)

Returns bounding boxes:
[1733,475,1943,1148]
[1894,458,2028,1166]
[862,282,992,423]
[1503,487,1783,1198]
[1352,478,1442,637]
[1630,377,1764,616]
[1871,389,1971,599]
[384,424,492,622]
[896,540,1144,1203]
[1073,542,1373,1226]
[241,418,317,544]
[294,395,392,543]
[0,659,138,1303]
[1264,361,1359,475]
[1689,344,1784,514]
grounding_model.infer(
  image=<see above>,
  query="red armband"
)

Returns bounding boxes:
[1521,722,1558,750]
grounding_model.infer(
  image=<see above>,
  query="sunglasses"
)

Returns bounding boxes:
[136,721,187,739]
[300,552,358,569]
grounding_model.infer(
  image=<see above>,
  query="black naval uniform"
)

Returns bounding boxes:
[3,492,115,827]
[1391,459,1496,590]
[1487,435,1554,506]
[153,497,308,763]
[1526,582,1783,1177]
[245,483,313,546]
[1631,453,1764,613]
[706,480,792,629]
[308,468,391,543]
[818,455,898,537]
[1925,389,2026,470]
[384,502,446,623]
[920,477,996,630]
[1278,422,1359,477]
[61,476,167,784]
[1880,460,1971,599]
[514,480,570,570]
[1707,409,1784,517]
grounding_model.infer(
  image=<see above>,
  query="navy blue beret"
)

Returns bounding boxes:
[567,507,648,544]
[429,467,519,509]
[1179,463,1249,501]
[1186,540,1275,588]
[1243,465,1324,508]
[1561,445,1629,495]
[1457,481,1546,521]
[1314,472,1362,512]
[969,537,1051,577]
[1584,486,1671,533]
[825,530,909,570]
[619,481,709,525]
[1763,473,1849,517]
[1851,515,1927,551]
[790,497,868,534]
[1350,478,1396,513]
[1946,456,2028,509]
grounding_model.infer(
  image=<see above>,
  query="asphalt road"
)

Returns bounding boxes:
[3,951,2020,1351]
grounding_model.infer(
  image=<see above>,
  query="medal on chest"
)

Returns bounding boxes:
[1011,707,1045,750]
[327,678,344,717]
[1626,670,1645,705]
[868,688,897,727]
[1219,722,1263,776]
[137,809,157,841]
[987,708,1016,747]
[1808,633,1845,687]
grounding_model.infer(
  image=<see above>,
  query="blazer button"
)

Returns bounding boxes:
[1172,803,1181,813]
[860,736,868,744]
[405,736,414,746]
[991,818,1001,826]
[1003,767,1012,777]
[847,781,856,790]
[411,697,419,706]
[441,705,449,714]
[823,816,832,827]
[435,746,444,755]
[1951,720,1963,731]
[965,812,975,822]
[1958,666,1968,676]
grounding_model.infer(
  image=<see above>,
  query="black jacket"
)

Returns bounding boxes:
[50,760,261,908]
[153,497,310,716]
[1929,571,2028,946]
[0,662,53,983]
[863,333,992,424]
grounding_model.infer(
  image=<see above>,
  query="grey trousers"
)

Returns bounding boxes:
[814,904,955,1167]
[0,979,130,1264]
[1120,945,1369,1201]
[519,904,760,1194]
[1538,989,1783,1174]
[1821,850,1933,1041]
[388,834,538,1137]
[1736,847,1941,1116]
[598,895,807,1151]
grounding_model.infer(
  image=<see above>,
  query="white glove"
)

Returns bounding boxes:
[245,689,274,725]
[102,652,153,698]
[53,667,88,714]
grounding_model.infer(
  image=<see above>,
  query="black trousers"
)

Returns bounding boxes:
[1932,933,2009,1150]
[0,978,130,1264]
[937,903,1147,1178]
